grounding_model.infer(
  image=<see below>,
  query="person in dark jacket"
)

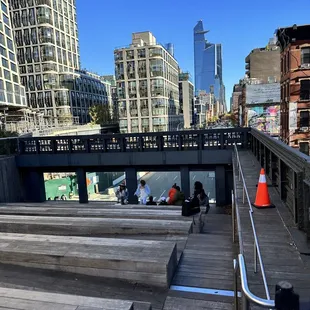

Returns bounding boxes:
[173,186,185,206]
[146,196,157,205]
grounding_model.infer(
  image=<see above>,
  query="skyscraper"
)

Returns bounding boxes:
[194,20,225,112]
[9,0,80,125]
[114,31,181,133]
[0,0,27,108]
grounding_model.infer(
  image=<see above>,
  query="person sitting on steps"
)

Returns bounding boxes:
[146,196,157,205]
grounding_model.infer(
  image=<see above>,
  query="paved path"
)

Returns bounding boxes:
[234,150,310,301]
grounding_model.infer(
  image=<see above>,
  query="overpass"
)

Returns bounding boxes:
[0,127,309,235]
[0,127,309,309]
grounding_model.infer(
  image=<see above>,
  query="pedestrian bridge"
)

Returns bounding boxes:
[0,128,310,308]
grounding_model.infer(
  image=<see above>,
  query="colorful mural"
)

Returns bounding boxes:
[247,105,280,136]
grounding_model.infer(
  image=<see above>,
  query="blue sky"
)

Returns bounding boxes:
[77,0,309,110]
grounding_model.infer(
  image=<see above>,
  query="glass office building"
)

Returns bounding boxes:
[194,20,224,106]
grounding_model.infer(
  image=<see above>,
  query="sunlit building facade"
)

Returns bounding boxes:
[0,0,26,108]
[114,31,181,133]
[8,0,80,125]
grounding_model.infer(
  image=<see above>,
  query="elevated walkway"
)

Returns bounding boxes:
[233,150,310,300]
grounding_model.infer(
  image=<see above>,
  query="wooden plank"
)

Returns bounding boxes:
[0,215,192,236]
[0,233,178,288]
[163,296,232,310]
[0,287,135,310]
[0,206,191,221]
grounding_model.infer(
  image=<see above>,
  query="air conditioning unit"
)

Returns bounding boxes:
[301,63,310,69]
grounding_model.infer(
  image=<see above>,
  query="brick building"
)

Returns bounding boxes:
[276,24,310,155]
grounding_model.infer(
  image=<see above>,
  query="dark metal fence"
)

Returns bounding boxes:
[17,128,250,155]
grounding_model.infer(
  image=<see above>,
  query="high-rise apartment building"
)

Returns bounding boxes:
[8,0,80,125]
[0,0,26,109]
[179,72,194,129]
[114,31,181,133]
[194,20,226,113]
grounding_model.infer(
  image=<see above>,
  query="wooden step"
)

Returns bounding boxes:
[1,203,182,210]
[0,215,193,236]
[0,206,189,220]
[0,233,178,288]
[0,287,139,310]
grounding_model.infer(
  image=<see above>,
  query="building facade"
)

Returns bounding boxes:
[114,31,181,133]
[68,70,113,124]
[245,37,281,83]
[277,24,310,155]
[179,72,194,129]
[194,20,226,111]
[0,0,27,109]
[231,83,242,125]
[8,0,81,125]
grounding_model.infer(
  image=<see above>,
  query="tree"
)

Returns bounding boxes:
[89,104,113,125]
[0,129,18,155]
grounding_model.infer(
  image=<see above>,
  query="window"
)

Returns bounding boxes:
[4,26,11,37]
[300,80,310,100]
[11,62,17,72]
[299,142,309,156]
[6,38,13,51]
[9,52,15,61]
[1,2,8,14]
[301,47,310,65]
[0,46,6,57]
[2,14,9,25]
[2,57,8,68]
[0,33,4,45]
[300,110,309,127]
[3,69,10,80]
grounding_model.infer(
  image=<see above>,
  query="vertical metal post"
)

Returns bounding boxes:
[254,242,258,273]
[242,294,250,310]
[233,259,238,310]
[232,191,235,243]
[242,186,245,204]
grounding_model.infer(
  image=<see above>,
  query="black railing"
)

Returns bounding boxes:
[17,128,250,155]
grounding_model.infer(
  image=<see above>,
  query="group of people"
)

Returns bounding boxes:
[115,179,210,214]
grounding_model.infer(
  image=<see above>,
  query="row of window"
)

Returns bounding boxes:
[281,80,310,101]
[115,47,178,70]
[115,60,179,84]
[16,46,78,68]
[281,47,310,74]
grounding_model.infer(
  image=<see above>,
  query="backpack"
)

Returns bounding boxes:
[182,201,200,217]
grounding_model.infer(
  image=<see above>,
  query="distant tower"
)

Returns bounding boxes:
[166,43,174,57]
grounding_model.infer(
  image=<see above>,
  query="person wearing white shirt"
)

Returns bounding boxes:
[134,180,151,205]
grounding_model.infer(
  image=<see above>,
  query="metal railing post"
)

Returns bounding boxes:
[242,294,250,310]
[254,242,258,273]
[232,191,236,243]
[242,186,245,204]
[233,259,239,310]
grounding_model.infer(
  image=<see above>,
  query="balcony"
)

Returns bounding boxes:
[35,0,51,5]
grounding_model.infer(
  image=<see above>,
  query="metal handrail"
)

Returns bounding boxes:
[232,143,272,308]
[234,255,275,308]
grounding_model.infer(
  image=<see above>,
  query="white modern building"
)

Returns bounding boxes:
[7,0,113,128]
[179,72,194,129]
[114,31,181,133]
[0,0,27,108]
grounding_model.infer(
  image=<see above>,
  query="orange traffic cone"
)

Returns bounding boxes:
[253,169,274,208]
